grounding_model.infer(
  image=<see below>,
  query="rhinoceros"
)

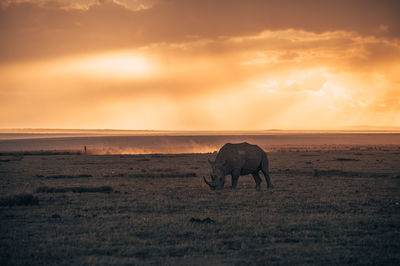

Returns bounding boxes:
[203,142,273,190]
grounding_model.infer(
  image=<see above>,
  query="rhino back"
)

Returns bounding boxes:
[216,143,264,174]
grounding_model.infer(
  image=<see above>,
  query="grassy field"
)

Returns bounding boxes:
[1,148,400,265]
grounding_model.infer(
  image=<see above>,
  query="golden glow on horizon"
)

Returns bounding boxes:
[0,8,399,131]
[14,51,158,81]
[68,52,156,79]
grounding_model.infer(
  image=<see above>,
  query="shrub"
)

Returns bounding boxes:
[43,174,92,179]
[0,193,39,206]
[36,186,113,193]
[130,172,197,178]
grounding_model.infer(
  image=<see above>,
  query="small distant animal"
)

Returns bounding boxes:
[204,142,273,190]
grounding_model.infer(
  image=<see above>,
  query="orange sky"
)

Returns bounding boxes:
[0,0,399,130]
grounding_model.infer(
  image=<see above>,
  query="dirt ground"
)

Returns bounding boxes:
[1,147,400,265]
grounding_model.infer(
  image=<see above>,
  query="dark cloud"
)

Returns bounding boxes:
[0,1,139,62]
[0,0,399,62]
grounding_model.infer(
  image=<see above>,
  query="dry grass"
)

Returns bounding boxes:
[0,148,399,265]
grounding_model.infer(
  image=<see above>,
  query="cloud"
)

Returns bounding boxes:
[1,0,399,63]
[1,1,399,130]
[2,28,399,99]
[1,0,155,10]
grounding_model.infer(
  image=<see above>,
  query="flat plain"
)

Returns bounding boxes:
[1,146,400,265]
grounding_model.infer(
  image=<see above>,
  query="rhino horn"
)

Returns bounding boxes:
[203,176,215,189]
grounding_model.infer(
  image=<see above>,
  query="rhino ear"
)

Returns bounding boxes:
[208,158,215,165]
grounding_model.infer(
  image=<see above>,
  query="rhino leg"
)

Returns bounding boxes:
[264,173,273,188]
[261,169,273,188]
[252,172,262,191]
[231,169,240,188]
[261,154,273,188]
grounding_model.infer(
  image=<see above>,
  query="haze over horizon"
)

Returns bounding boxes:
[1,0,399,130]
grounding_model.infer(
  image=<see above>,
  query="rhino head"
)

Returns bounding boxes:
[203,158,225,190]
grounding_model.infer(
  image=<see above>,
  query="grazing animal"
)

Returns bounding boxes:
[204,142,273,190]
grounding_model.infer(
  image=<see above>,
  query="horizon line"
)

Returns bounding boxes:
[1,127,400,135]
